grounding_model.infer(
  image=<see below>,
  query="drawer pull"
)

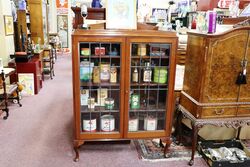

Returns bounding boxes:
[215,109,224,115]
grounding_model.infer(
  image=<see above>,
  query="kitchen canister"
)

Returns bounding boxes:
[80,61,94,82]
[128,117,139,131]
[100,63,110,82]
[144,116,157,131]
[82,117,97,132]
[130,94,140,109]
[101,115,115,132]
[137,44,146,56]
[81,48,90,56]
[87,97,95,109]
[153,67,167,84]
[105,98,114,110]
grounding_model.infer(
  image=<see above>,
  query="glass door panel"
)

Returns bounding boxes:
[79,42,121,133]
[128,43,170,132]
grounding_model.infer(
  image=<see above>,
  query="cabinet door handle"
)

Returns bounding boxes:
[125,90,129,94]
[214,109,224,115]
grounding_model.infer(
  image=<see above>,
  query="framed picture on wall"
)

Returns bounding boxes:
[57,15,68,48]
[106,0,137,29]
[4,15,14,36]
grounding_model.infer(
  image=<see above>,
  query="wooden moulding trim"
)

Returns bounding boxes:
[72,29,177,38]
[187,26,250,38]
[181,91,250,107]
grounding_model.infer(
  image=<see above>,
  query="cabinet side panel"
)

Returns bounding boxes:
[202,30,248,103]
[182,35,205,100]
[72,36,81,139]
[239,30,250,102]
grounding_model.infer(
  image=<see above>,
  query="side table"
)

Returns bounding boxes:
[177,104,250,166]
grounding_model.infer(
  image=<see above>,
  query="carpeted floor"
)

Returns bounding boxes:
[0,54,208,167]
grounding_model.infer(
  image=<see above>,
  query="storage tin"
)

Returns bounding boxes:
[129,117,139,131]
[105,98,114,110]
[100,115,115,132]
[144,116,157,131]
[153,67,167,83]
[82,118,97,132]
[100,63,110,82]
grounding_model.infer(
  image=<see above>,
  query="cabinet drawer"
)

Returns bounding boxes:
[237,107,250,116]
[201,107,237,118]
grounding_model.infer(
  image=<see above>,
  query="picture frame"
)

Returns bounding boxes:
[106,0,137,29]
[4,15,14,35]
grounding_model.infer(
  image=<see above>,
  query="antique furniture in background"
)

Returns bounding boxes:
[71,7,106,29]
[179,26,250,165]
[0,68,22,119]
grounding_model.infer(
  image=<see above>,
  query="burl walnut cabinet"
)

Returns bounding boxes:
[72,29,177,161]
[180,27,250,119]
[179,26,250,166]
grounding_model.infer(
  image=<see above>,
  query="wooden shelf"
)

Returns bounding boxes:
[81,82,120,87]
[80,55,120,59]
[81,106,120,113]
[130,83,167,87]
[131,55,169,59]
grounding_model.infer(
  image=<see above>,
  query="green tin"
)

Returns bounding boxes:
[131,94,140,109]
[105,98,114,110]
[153,67,167,84]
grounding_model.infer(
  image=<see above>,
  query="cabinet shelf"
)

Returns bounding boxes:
[131,55,169,59]
[81,106,120,113]
[130,83,167,87]
[81,82,120,87]
[80,55,120,59]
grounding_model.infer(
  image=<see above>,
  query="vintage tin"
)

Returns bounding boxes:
[80,89,89,106]
[92,66,100,83]
[100,115,115,132]
[105,98,114,110]
[153,67,167,83]
[130,94,140,109]
[87,97,95,109]
[128,117,139,131]
[80,61,94,82]
[144,116,157,131]
[82,118,97,132]
[100,63,110,82]
[137,44,146,56]
[81,48,90,56]
[110,66,117,83]
[95,47,105,56]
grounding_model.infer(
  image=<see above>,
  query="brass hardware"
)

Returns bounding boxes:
[215,109,224,115]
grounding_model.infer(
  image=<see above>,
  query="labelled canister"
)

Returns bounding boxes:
[82,117,97,132]
[129,117,139,131]
[100,115,115,132]
[144,116,157,131]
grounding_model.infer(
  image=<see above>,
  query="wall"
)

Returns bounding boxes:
[0,0,15,66]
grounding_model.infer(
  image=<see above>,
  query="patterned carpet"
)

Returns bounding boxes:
[134,139,200,162]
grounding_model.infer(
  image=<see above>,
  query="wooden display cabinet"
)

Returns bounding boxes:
[72,29,177,161]
[27,0,48,44]
[16,9,31,52]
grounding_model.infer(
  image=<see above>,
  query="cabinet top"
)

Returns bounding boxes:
[187,26,250,38]
[72,29,177,38]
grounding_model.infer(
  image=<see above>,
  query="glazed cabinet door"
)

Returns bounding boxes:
[202,30,249,103]
[72,36,125,140]
[124,38,176,138]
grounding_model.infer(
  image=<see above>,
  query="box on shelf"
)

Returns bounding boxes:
[198,140,250,167]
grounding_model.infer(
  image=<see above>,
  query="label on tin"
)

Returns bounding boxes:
[101,115,115,131]
[83,119,96,132]
[129,118,139,131]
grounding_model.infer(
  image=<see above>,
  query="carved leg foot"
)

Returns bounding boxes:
[73,140,84,162]
[73,146,80,162]
[189,160,194,166]
[163,138,172,157]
